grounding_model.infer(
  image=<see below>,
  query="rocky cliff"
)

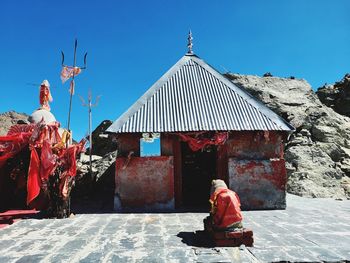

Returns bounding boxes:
[317,74,350,117]
[0,111,29,136]
[225,74,350,199]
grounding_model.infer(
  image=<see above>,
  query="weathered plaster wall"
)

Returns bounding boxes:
[226,132,284,160]
[228,159,287,210]
[117,133,141,157]
[115,131,288,211]
[227,131,287,210]
[114,156,174,211]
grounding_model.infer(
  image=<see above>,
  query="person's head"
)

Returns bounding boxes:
[210,179,227,195]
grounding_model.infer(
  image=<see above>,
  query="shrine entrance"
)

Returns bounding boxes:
[181,142,217,210]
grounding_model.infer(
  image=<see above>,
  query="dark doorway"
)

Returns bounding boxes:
[181,142,217,210]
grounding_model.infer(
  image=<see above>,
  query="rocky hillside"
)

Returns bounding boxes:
[317,74,350,117]
[0,111,29,136]
[225,74,350,199]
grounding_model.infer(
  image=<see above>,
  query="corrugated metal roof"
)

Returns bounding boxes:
[107,54,294,133]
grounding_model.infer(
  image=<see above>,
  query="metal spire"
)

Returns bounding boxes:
[187,30,193,54]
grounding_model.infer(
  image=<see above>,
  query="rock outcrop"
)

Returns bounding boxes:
[73,123,118,212]
[317,74,350,117]
[0,111,29,135]
[88,120,117,156]
[225,74,350,199]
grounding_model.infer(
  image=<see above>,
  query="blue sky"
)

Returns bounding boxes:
[1,0,349,140]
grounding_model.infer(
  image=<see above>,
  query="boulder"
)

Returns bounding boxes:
[88,120,117,156]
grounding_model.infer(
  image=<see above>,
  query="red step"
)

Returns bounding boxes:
[203,217,254,247]
[0,210,38,229]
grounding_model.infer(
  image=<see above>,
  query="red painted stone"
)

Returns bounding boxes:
[203,217,254,247]
[228,158,287,209]
[115,156,174,209]
[114,131,289,210]
[226,131,284,160]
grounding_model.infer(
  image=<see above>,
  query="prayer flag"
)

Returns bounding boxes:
[60,66,82,84]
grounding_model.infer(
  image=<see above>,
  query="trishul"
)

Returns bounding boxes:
[61,39,88,133]
[79,90,101,178]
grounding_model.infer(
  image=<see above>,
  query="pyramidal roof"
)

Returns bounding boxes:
[107,53,294,133]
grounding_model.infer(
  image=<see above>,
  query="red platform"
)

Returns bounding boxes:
[0,210,39,229]
[204,217,254,247]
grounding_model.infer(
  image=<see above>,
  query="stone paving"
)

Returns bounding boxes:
[0,194,349,262]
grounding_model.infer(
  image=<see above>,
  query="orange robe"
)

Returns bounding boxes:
[210,188,243,229]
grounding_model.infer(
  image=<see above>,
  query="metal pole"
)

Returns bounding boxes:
[88,92,92,177]
[79,90,100,178]
[67,39,78,133]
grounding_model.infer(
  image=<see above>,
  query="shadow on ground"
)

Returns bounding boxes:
[177,231,215,248]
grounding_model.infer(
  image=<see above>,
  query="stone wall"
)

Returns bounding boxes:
[114,156,174,211]
[229,159,287,210]
[226,131,287,209]
[114,132,287,211]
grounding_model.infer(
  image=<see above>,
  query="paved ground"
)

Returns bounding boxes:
[0,194,349,262]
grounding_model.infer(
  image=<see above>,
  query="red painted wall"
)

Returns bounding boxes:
[226,131,284,160]
[114,131,288,211]
[117,133,141,157]
[115,156,174,211]
[228,158,287,210]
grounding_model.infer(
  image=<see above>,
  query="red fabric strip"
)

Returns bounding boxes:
[27,149,41,205]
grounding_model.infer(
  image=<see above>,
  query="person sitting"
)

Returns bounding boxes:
[208,179,243,232]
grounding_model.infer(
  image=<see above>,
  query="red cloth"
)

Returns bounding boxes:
[60,66,82,83]
[210,188,243,229]
[62,145,78,177]
[7,124,35,135]
[27,149,41,205]
[60,177,69,199]
[1,123,85,208]
[40,140,57,181]
[0,132,31,168]
[178,132,228,152]
[58,141,86,198]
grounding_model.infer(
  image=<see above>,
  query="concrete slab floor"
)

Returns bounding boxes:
[0,194,349,262]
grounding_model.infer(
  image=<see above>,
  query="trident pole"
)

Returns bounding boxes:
[79,90,100,178]
[88,94,92,176]
[61,39,87,135]
[67,39,77,132]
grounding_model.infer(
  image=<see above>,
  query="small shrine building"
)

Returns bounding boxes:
[107,36,294,211]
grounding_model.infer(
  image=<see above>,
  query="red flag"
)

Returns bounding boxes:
[40,140,57,181]
[27,149,41,205]
[60,177,70,199]
[69,80,75,95]
[65,145,78,177]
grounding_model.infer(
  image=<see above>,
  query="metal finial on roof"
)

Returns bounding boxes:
[187,30,193,54]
